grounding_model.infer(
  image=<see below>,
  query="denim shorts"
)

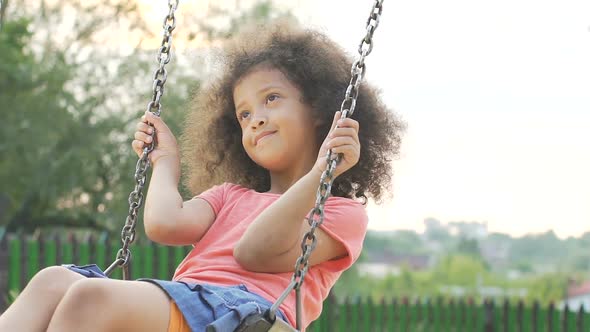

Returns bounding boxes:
[63,264,288,332]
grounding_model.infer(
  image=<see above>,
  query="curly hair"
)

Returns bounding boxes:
[181,19,405,204]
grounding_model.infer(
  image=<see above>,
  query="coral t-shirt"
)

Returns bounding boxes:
[172,182,368,329]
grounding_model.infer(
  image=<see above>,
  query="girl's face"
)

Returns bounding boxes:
[233,66,319,174]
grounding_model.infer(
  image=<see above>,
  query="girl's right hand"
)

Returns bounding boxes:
[132,111,180,166]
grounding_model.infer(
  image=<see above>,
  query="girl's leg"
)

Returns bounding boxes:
[46,277,171,332]
[0,266,84,332]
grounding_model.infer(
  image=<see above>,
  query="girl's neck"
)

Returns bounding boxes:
[266,166,312,194]
[265,139,319,194]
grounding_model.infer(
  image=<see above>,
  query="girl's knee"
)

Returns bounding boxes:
[59,279,116,315]
[53,279,123,329]
[27,266,81,296]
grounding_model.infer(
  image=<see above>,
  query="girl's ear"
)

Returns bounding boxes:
[313,117,325,129]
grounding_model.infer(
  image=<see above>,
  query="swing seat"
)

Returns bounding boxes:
[232,311,297,332]
[62,264,108,278]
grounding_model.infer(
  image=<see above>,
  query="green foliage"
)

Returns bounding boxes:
[523,273,568,306]
[334,253,569,305]
[338,224,584,305]
[196,0,295,41]
[433,254,488,286]
[364,229,426,256]
[455,237,482,258]
[0,15,135,232]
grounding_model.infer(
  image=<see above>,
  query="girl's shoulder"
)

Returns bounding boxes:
[215,183,366,214]
[325,195,367,212]
[215,182,277,201]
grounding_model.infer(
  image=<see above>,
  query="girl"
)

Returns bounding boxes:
[0,20,404,332]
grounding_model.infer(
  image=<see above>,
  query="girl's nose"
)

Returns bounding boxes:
[251,111,268,129]
[251,118,266,129]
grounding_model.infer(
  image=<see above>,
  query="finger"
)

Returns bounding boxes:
[134,131,153,144]
[144,111,171,134]
[136,122,153,134]
[336,118,359,130]
[326,136,357,149]
[131,140,145,155]
[329,111,341,131]
[328,127,359,140]
[330,145,360,159]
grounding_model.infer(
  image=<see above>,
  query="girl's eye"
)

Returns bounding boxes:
[266,94,279,104]
[239,111,251,120]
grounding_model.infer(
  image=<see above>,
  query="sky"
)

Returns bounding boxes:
[141,0,590,238]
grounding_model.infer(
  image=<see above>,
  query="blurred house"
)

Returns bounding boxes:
[560,280,590,312]
[357,252,431,278]
[480,241,510,269]
[448,221,488,239]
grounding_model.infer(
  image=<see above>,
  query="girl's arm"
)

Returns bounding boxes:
[234,169,348,273]
[133,112,215,246]
[234,112,360,272]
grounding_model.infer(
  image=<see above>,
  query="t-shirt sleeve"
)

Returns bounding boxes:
[194,182,228,217]
[317,198,369,272]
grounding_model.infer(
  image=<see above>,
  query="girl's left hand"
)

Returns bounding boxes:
[313,111,361,178]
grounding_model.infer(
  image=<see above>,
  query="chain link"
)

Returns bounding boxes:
[288,0,384,292]
[340,0,384,118]
[105,0,179,279]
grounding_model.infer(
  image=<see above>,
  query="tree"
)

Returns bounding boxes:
[525,274,568,306]
[432,254,488,287]
[455,237,482,258]
[0,3,147,232]
[509,231,568,270]
[1,1,295,234]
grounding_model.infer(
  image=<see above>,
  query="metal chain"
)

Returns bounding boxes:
[269,0,385,329]
[104,0,179,279]
[341,0,383,117]
[292,0,384,293]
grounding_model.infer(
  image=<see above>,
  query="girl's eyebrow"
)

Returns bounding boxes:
[257,85,283,95]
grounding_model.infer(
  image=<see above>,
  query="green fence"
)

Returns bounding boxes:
[2,232,589,331]
[309,297,589,332]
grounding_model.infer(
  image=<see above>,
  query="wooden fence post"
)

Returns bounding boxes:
[26,233,40,282]
[502,298,509,332]
[381,297,389,331]
[414,298,422,331]
[548,302,555,332]
[562,304,570,332]
[517,300,524,332]
[532,301,539,332]
[450,297,457,330]
[337,296,348,332]
[466,297,475,331]
[18,233,26,292]
[484,299,495,332]
[400,296,409,332]
[390,297,398,332]
[457,298,466,330]
[0,230,8,312]
[576,305,584,332]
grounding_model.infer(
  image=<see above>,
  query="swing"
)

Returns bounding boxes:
[69,1,385,331]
